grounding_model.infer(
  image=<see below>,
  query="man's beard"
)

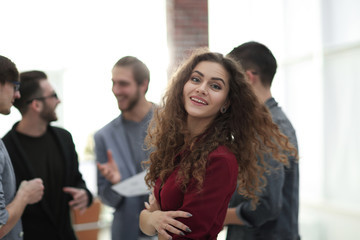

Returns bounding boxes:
[40,102,58,122]
[120,88,140,112]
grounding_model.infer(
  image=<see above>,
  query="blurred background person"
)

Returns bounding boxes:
[0,56,44,240]
[95,56,155,240]
[224,41,299,240]
[3,70,93,240]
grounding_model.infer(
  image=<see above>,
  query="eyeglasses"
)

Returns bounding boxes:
[12,81,20,92]
[26,93,58,104]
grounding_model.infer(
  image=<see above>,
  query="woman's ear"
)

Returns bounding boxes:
[220,100,231,114]
[224,100,230,109]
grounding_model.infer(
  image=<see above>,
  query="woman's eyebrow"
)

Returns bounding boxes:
[193,70,226,85]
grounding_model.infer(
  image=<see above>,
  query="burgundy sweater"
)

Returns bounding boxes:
[154,145,238,239]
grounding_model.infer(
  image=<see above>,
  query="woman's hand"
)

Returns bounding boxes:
[148,210,192,240]
[140,189,192,239]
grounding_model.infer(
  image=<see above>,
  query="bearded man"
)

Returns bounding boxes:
[3,70,93,240]
[94,56,155,240]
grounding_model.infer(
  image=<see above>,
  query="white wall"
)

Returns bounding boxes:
[2,0,360,238]
[0,0,168,161]
[209,0,360,239]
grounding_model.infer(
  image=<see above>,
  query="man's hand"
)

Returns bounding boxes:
[97,149,121,184]
[63,187,89,214]
[18,178,44,204]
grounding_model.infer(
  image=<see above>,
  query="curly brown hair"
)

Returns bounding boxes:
[144,48,296,206]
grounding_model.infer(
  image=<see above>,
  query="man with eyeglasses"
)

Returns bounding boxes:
[2,70,93,240]
[0,56,44,240]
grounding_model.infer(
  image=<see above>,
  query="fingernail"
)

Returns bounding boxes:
[168,237,172,240]
[180,232,185,236]
[186,227,192,233]
[187,213,192,217]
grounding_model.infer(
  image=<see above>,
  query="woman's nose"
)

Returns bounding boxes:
[196,84,207,95]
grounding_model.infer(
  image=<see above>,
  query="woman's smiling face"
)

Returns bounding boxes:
[183,61,230,126]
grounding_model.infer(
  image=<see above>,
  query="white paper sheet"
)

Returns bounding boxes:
[111,170,150,197]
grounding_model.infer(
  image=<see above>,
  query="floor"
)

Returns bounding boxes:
[97,227,227,240]
[79,162,360,240]
[93,204,360,240]
[299,201,360,240]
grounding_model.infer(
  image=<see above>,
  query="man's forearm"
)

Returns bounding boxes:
[98,185,123,208]
[0,193,27,238]
[224,208,244,226]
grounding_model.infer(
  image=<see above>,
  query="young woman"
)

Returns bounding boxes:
[139,49,296,240]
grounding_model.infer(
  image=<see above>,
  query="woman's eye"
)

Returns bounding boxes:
[211,84,221,90]
[191,77,200,83]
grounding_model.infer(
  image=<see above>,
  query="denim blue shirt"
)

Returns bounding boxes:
[226,98,300,240]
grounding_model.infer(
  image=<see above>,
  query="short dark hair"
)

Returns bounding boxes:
[228,41,277,87]
[113,56,150,92]
[14,70,48,114]
[0,55,19,85]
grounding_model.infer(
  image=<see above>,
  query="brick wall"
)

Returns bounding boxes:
[166,0,208,75]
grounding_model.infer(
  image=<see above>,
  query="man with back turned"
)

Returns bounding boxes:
[224,42,300,240]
